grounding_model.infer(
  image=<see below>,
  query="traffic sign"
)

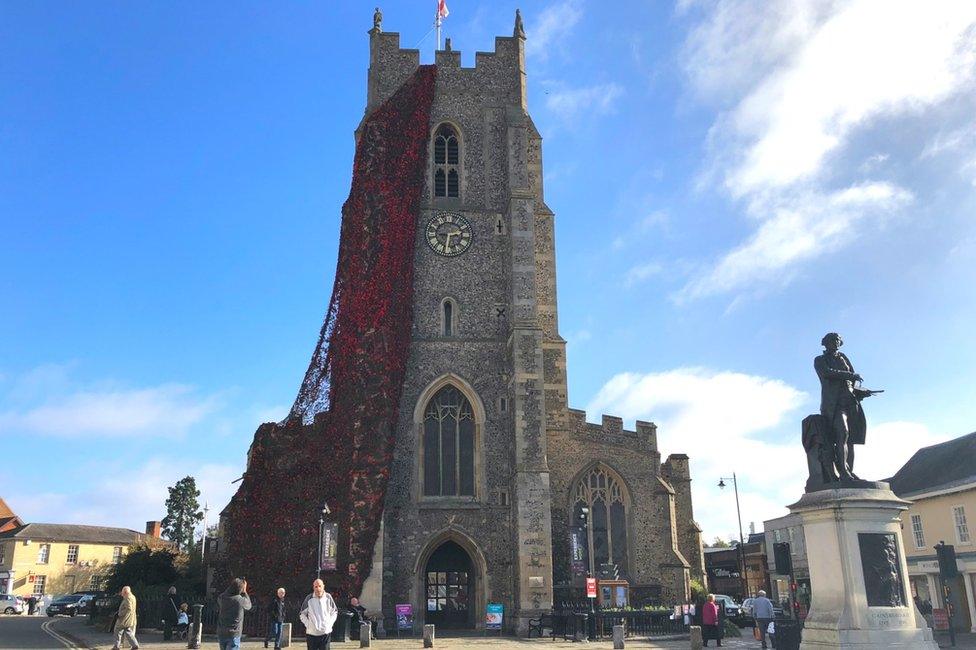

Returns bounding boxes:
[586,577,597,598]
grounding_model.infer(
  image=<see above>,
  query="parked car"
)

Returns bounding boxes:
[742,597,786,620]
[712,594,745,625]
[45,594,93,617]
[0,594,25,615]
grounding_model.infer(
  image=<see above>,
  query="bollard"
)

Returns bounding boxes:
[689,624,703,650]
[360,621,372,647]
[187,603,204,649]
[281,622,292,648]
[423,623,435,647]
[612,624,625,649]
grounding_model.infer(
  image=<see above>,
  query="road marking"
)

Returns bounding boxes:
[41,619,80,648]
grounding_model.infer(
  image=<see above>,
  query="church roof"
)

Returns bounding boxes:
[0,522,158,546]
[888,431,976,498]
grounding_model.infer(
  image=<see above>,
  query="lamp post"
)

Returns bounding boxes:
[200,502,210,562]
[718,474,750,600]
[317,502,331,580]
[578,505,596,641]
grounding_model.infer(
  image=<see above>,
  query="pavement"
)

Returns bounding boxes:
[2,615,975,650]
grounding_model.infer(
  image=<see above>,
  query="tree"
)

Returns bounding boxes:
[105,544,183,595]
[162,476,203,552]
[709,537,731,548]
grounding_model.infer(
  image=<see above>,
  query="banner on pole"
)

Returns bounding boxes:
[319,522,338,571]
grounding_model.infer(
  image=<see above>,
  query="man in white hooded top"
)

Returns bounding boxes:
[300,579,339,650]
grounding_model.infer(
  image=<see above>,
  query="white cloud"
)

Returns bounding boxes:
[679,0,976,299]
[545,83,624,128]
[584,367,947,540]
[6,459,242,533]
[624,261,664,286]
[525,0,584,61]
[676,181,913,301]
[0,383,223,438]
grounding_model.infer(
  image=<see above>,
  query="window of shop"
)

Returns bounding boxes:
[113,546,123,563]
[66,544,79,564]
[37,544,50,564]
[33,575,46,596]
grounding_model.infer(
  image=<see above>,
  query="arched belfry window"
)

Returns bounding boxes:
[441,298,457,337]
[423,385,475,497]
[433,124,460,198]
[573,466,629,578]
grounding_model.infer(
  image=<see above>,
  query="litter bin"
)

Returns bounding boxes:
[772,618,801,650]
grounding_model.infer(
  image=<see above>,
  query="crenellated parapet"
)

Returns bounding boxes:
[564,408,659,453]
[367,26,527,115]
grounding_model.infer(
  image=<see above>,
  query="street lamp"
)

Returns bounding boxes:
[577,505,596,641]
[317,502,331,580]
[718,474,750,601]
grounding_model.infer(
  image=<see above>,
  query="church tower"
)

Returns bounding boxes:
[361,12,558,634]
[220,10,704,637]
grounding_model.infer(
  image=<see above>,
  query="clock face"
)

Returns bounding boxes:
[425,212,472,257]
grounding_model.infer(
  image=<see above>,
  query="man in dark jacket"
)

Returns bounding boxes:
[163,586,180,640]
[217,578,251,650]
[265,588,287,649]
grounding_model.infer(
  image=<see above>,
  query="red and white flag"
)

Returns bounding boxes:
[437,0,449,19]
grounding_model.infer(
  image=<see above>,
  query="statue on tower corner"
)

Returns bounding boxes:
[802,332,884,491]
[514,8,526,39]
[372,7,383,33]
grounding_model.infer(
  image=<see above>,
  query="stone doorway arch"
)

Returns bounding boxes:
[413,530,488,630]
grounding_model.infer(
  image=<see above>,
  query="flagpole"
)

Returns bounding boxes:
[436,13,441,51]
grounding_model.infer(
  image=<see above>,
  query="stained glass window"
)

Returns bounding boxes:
[423,386,475,496]
[573,466,629,578]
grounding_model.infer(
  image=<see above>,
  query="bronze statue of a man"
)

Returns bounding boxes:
[814,332,869,480]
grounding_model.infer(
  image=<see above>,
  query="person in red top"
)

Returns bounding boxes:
[702,594,722,647]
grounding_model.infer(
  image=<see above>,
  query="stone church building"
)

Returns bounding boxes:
[222,11,705,636]
[354,14,705,633]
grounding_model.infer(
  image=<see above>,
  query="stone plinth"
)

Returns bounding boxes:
[423,624,435,647]
[789,486,938,649]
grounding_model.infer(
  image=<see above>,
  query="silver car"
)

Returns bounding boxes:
[0,594,25,615]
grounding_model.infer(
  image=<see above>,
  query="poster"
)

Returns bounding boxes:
[396,603,414,630]
[319,522,338,571]
[486,603,504,630]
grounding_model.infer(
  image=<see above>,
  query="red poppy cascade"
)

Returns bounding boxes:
[221,66,437,598]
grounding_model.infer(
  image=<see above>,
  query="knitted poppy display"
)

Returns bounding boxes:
[221,65,437,599]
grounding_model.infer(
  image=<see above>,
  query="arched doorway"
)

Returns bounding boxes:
[424,540,473,629]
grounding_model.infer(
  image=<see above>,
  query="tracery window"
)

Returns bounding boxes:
[433,124,460,198]
[572,466,629,577]
[423,385,475,497]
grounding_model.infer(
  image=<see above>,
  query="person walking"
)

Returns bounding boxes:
[112,586,139,650]
[217,578,252,650]
[299,579,338,650]
[702,594,722,647]
[752,589,775,649]
[265,587,287,649]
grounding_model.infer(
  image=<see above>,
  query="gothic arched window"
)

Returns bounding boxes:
[573,466,629,578]
[433,124,460,198]
[423,385,475,497]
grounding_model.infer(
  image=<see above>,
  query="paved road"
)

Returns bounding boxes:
[0,614,81,648]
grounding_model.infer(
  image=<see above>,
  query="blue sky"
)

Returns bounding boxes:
[3,1,975,544]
